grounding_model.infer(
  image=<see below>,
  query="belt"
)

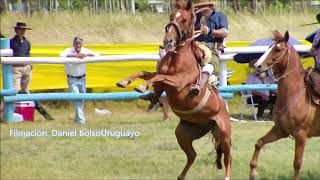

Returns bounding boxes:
[67,74,86,79]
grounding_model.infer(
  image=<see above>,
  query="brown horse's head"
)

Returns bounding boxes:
[163,0,195,52]
[255,31,293,81]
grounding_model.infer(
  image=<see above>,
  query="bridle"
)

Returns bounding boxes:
[264,43,298,82]
[164,11,196,46]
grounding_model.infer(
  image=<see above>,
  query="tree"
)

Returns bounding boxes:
[251,0,257,15]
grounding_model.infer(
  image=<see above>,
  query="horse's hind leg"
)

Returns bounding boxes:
[213,124,232,180]
[116,71,156,88]
[249,125,287,180]
[293,129,307,180]
[221,133,232,180]
[175,120,210,180]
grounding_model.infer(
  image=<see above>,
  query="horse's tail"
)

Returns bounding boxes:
[210,126,223,169]
[214,139,223,169]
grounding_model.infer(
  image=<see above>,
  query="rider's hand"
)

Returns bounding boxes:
[200,26,209,35]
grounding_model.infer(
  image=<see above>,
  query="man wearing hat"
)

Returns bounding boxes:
[10,22,32,93]
[189,0,229,96]
[60,37,99,124]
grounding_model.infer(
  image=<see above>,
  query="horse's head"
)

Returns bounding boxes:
[255,31,292,81]
[163,0,195,52]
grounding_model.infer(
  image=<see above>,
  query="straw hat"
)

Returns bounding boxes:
[194,0,215,8]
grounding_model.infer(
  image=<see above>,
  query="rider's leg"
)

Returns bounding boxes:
[189,43,219,96]
[189,63,214,96]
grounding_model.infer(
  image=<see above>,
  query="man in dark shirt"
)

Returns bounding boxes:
[10,22,32,93]
[189,0,229,96]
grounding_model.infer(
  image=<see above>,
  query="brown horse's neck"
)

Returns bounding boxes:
[277,46,305,97]
[163,40,199,96]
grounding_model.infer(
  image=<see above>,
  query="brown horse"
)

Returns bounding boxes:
[116,0,232,180]
[251,31,320,180]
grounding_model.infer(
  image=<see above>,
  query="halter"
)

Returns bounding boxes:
[165,11,196,45]
[264,44,298,82]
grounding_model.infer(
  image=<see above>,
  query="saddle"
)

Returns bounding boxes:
[305,67,320,105]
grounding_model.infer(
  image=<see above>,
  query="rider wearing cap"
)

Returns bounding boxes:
[189,0,229,96]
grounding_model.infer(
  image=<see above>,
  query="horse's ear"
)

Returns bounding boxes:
[185,0,192,10]
[284,31,289,43]
[272,30,283,41]
[176,0,185,9]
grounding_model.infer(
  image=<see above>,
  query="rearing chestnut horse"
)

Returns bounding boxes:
[250,31,320,180]
[116,1,232,180]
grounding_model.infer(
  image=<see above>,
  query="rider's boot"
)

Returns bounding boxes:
[139,91,161,112]
[189,71,210,96]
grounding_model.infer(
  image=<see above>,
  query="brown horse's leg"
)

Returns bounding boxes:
[293,129,307,180]
[135,74,182,93]
[159,97,170,121]
[175,120,210,180]
[116,71,156,88]
[249,125,287,180]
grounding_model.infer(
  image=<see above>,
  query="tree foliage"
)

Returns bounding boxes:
[0,0,316,16]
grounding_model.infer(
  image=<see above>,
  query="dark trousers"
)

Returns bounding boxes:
[247,94,277,118]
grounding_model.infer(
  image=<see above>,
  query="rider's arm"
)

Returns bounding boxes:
[211,12,229,38]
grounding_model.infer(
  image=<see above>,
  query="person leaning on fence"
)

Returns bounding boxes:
[60,37,99,124]
[10,22,32,93]
[245,60,277,121]
[189,0,229,96]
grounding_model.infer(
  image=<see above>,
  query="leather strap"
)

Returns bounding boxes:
[172,87,211,114]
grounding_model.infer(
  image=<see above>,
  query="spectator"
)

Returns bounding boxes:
[10,22,32,93]
[246,59,277,120]
[60,37,99,124]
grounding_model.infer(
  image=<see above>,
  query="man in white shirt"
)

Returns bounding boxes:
[60,37,99,124]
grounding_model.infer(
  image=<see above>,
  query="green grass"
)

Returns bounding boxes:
[1,98,319,180]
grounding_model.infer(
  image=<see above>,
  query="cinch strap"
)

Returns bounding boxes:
[172,87,211,114]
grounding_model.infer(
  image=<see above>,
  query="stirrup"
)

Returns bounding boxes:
[189,84,201,96]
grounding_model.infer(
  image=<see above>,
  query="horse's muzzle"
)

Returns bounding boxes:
[163,38,176,52]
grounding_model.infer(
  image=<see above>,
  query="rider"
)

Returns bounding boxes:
[310,14,320,71]
[189,0,229,96]
[139,0,229,109]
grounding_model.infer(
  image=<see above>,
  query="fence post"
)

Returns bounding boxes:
[1,38,14,122]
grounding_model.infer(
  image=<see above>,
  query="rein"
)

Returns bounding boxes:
[165,11,197,47]
[267,44,299,82]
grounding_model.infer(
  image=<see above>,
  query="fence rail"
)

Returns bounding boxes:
[0,38,308,122]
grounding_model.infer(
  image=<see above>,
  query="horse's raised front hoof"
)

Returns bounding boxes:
[134,84,147,93]
[116,80,129,88]
[177,175,184,180]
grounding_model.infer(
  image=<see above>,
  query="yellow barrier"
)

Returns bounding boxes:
[0,41,312,92]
